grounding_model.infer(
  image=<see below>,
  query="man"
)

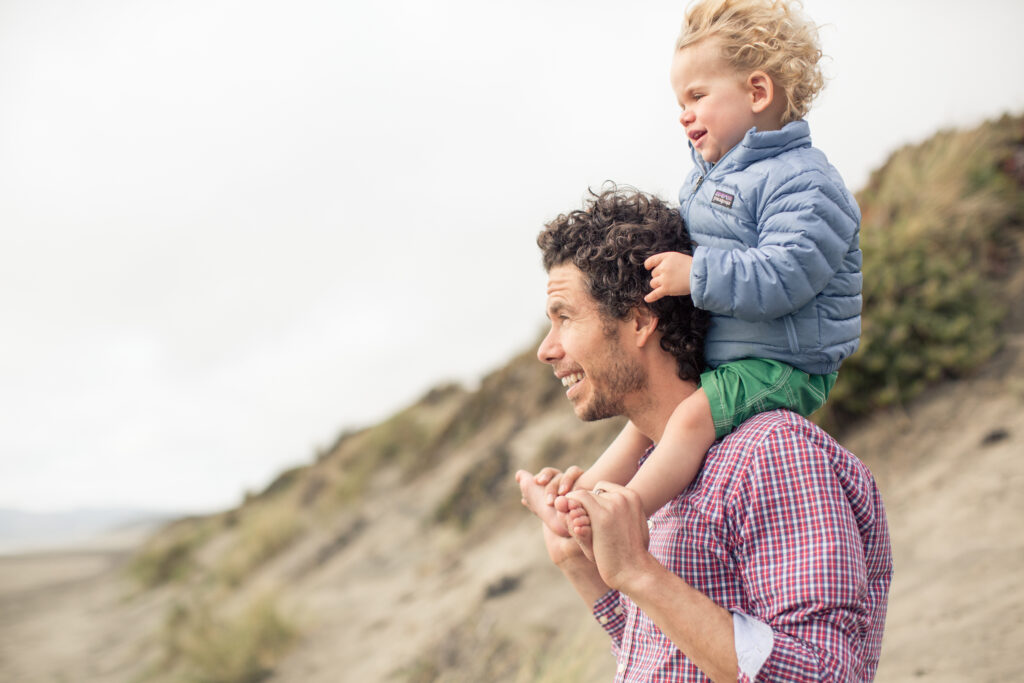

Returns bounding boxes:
[517,186,892,681]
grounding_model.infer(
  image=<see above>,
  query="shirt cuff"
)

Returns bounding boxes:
[732,609,773,679]
[593,590,626,645]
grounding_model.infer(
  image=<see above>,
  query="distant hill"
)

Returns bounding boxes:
[1,113,1021,683]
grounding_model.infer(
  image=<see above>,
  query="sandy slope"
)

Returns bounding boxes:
[0,527,168,682]
[843,331,1024,682]
[1,336,1022,682]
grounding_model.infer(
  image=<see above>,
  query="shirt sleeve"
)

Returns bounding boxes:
[729,423,875,681]
[690,170,859,322]
[592,589,627,654]
[732,609,774,679]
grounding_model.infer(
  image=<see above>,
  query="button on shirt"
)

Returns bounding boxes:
[592,410,893,681]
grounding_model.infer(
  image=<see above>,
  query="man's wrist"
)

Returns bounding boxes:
[558,551,598,580]
[614,550,668,599]
[559,553,612,605]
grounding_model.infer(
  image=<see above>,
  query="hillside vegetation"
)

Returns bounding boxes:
[823,113,1024,426]
[4,114,1019,683]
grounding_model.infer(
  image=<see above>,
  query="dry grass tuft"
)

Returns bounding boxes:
[161,591,298,683]
[215,502,304,586]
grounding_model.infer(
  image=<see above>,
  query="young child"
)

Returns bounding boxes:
[532,0,862,539]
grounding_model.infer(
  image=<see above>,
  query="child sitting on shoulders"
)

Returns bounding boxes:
[532,0,862,540]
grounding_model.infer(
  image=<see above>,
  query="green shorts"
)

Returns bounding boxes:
[700,358,838,439]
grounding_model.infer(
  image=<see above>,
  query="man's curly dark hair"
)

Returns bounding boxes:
[537,185,710,382]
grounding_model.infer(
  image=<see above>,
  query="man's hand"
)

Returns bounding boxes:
[521,468,586,566]
[644,251,693,302]
[570,483,739,681]
[565,482,654,593]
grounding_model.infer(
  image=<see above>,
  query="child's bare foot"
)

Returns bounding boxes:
[515,470,570,537]
[565,496,594,557]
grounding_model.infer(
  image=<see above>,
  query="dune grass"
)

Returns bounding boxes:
[215,501,304,587]
[129,517,213,588]
[162,592,297,683]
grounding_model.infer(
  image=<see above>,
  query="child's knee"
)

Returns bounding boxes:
[672,389,713,431]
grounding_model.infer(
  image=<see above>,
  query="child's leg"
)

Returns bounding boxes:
[630,388,716,515]
[568,360,839,540]
[566,389,715,539]
[573,420,651,491]
[551,420,650,517]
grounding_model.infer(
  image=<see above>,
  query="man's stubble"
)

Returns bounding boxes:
[579,326,647,422]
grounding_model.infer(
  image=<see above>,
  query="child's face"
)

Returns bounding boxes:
[670,40,759,165]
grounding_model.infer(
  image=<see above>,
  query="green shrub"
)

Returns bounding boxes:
[821,113,1024,428]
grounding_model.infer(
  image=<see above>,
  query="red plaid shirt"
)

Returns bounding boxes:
[593,410,892,681]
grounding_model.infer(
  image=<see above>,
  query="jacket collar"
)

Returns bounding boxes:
[689,119,811,176]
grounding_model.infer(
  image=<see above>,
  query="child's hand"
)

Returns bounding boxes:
[644,251,693,302]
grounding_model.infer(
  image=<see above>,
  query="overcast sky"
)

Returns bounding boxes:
[2,0,1023,514]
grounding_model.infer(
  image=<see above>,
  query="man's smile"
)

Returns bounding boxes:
[559,371,586,396]
[560,371,585,387]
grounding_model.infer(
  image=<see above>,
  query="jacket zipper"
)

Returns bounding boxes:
[685,149,712,213]
[685,174,705,216]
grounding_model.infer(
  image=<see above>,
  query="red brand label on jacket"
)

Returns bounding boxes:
[711,189,734,209]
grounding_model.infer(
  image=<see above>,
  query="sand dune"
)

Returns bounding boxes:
[2,335,1021,681]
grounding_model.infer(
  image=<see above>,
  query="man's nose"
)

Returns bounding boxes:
[537,327,562,365]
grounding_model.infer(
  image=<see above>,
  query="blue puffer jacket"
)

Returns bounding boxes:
[679,120,862,375]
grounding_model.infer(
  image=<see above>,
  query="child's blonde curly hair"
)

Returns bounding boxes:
[676,0,824,124]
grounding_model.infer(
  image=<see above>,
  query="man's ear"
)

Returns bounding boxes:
[630,306,660,348]
[748,70,775,114]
